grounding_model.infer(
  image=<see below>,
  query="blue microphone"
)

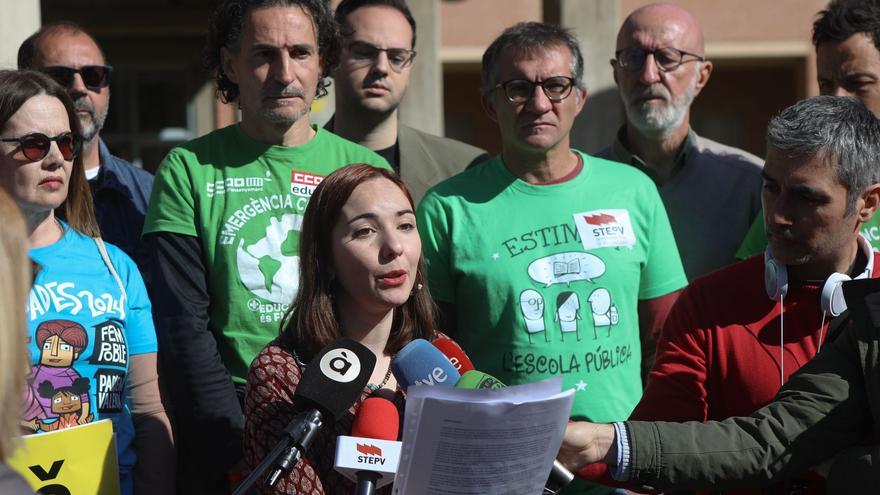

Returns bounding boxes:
[390,339,461,391]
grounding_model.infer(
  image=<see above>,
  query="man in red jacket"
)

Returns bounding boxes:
[630,94,880,494]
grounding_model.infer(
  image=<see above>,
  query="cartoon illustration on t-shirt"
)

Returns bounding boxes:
[519,289,547,342]
[35,377,94,431]
[21,319,90,432]
[588,288,619,339]
[555,291,582,341]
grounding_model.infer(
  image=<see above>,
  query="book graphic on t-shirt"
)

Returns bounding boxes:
[21,320,92,433]
[519,289,547,343]
[587,288,619,339]
[527,251,605,287]
[555,291,582,341]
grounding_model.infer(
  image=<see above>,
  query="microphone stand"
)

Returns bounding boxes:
[232,409,323,495]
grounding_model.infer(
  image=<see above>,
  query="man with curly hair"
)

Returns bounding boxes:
[143,1,389,491]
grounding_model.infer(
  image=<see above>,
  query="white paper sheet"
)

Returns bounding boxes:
[393,378,574,495]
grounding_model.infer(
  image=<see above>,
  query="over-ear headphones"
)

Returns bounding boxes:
[764,234,874,316]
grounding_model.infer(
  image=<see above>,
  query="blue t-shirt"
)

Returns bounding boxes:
[23,224,157,493]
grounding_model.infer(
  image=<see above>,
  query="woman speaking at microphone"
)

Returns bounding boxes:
[243,164,443,494]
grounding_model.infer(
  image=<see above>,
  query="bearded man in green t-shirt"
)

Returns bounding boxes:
[417,22,687,495]
[142,1,389,492]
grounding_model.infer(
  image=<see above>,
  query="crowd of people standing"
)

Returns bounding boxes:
[2,0,880,494]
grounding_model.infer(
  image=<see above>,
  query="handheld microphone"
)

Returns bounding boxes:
[390,339,461,391]
[334,397,401,494]
[454,370,575,493]
[259,338,376,489]
[431,337,475,374]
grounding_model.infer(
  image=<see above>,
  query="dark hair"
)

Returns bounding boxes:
[204,0,340,103]
[35,319,89,353]
[18,21,106,70]
[813,0,880,50]
[37,377,90,399]
[280,164,436,358]
[0,70,99,237]
[335,0,417,48]
[481,21,585,95]
[767,95,880,214]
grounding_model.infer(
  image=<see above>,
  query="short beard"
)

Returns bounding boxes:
[624,64,699,138]
[260,106,309,125]
[74,97,107,144]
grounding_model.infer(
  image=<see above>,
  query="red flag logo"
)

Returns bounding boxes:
[584,213,616,226]
[356,443,383,456]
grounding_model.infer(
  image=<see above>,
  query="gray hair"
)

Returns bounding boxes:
[481,21,585,96]
[767,95,880,214]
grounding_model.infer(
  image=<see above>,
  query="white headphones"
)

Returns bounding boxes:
[764,234,874,317]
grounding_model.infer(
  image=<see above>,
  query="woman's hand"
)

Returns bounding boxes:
[557,421,618,472]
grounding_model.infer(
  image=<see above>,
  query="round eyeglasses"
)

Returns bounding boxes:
[493,76,576,104]
[346,41,416,73]
[613,46,705,73]
[0,132,82,161]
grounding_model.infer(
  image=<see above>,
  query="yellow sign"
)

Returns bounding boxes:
[8,419,120,495]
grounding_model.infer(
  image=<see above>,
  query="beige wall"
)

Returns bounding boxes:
[0,1,41,69]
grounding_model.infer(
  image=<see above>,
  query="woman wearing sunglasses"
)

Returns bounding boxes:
[0,70,174,495]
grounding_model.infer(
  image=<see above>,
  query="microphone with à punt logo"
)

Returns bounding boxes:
[454,370,576,494]
[234,338,376,494]
[390,338,461,391]
[334,397,402,495]
[431,337,475,374]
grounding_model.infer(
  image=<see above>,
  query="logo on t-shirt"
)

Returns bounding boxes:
[574,209,636,250]
[291,172,323,197]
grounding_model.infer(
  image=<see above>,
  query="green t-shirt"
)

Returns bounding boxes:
[736,208,880,259]
[418,152,687,423]
[144,124,389,383]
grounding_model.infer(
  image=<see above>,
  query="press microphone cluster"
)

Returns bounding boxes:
[390,338,575,493]
[233,338,376,495]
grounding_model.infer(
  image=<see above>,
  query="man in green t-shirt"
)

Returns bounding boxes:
[417,22,687,494]
[737,0,880,259]
[142,1,389,492]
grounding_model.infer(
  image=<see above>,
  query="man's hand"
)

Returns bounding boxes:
[557,422,618,472]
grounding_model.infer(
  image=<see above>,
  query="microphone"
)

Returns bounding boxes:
[334,397,402,494]
[390,338,461,391]
[256,338,376,490]
[431,337,475,374]
[454,370,575,493]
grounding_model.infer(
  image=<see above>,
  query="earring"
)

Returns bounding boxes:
[410,283,423,296]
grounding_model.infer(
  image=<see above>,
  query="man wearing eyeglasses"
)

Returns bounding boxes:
[418,23,686,493]
[597,3,763,282]
[18,22,154,279]
[326,0,487,203]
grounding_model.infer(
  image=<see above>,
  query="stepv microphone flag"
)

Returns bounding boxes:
[390,338,461,391]
[335,397,402,493]
[454,369,576,493]
[431,337,475,374]
[261,338,376,488]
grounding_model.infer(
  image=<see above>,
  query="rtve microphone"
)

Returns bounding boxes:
[454,370,576,493]
[334,397,402,495]
[431,337,475,374]
[390,338,461,391]
[263,338,376,488]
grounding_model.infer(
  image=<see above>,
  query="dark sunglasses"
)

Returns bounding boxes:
[42,65,113,90]
[0,132,82,161]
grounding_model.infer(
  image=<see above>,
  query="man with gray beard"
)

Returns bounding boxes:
[597,3,763,281]
[18,22,154,278]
